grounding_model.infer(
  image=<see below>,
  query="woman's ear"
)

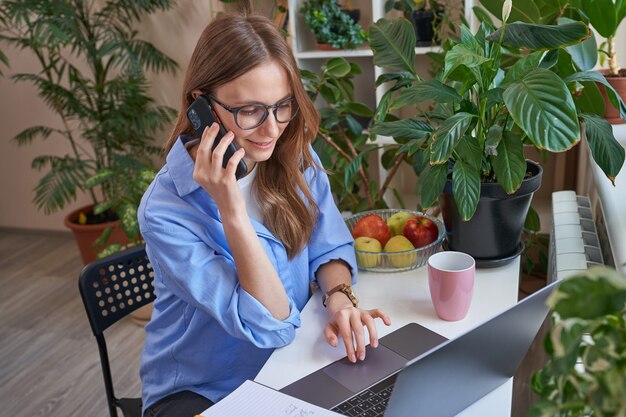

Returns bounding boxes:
[191,89,204,100]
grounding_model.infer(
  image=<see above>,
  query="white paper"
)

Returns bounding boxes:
[199,380,341,417]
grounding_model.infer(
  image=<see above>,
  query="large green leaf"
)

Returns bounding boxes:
[324,57,351,78]
[548,267,626,319]
[489,22,590,50]
[443,44,490,81]
[369,18,416,75]
[478,0,541,23]
[580,113,625,184]
[491,131,526,194]
[417,163,448,208]
[452,159,481,221]
[582,0,618,38]
[503,51,543,86]
[574,82,605,116]
[565,71,626,120]
[390,80,461,110]
[370,119,434,140]
[559,18,598,71]
[504,69,580,152]
[455,135,482,169]
[430,112,475,164]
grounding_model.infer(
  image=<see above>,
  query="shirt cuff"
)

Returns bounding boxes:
[309,244,358,288]
[237,288,301,347]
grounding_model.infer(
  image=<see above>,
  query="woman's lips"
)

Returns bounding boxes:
[248,139,275,149]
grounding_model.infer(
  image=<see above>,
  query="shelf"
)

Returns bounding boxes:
[296,45,442,60]
[296,48,373,59]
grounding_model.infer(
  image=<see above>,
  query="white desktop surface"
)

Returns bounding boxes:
[591,124,626,275]
[255,258,521,417]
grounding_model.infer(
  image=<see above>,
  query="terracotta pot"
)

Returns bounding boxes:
[315,42,337,51]
[64,204,129,264]
[598,70,626,124]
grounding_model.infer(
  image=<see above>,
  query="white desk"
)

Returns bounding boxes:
[256,258,521,416]
[589,124,626,275]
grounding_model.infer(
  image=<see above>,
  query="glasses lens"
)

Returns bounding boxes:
[236,105,266,129]
[275,98,297,123]
[234,98,299,129]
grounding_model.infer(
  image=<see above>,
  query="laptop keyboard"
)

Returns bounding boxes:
[331,373,397,417]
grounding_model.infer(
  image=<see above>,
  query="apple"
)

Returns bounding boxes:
[386,211,414,236]
[402,216,439,248]
[352,214,391,246]
[383,235,417,268]
[354,236,382,268]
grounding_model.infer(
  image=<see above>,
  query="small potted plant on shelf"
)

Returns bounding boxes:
[368,1,625,264]
[385,0,446,46]
[0,0,178,264]
[300,0,368,50]
[527,266,626,417]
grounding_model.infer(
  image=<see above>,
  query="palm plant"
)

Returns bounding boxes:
[0,0,177,242]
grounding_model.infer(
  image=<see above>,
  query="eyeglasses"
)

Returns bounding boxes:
[207,94,299,130]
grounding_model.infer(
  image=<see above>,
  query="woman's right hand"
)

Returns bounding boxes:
[192,123,247,210]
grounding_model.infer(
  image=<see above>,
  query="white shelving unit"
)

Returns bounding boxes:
[288,0,472,208]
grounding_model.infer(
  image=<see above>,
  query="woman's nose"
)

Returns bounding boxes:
[259,110,280,137]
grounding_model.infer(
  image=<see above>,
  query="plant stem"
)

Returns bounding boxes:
[318,131,374,208]
[375,152,406,202]
[608,36,618,76]
[338,129,376,208]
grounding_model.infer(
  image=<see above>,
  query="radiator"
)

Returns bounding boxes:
[548,190,611,283]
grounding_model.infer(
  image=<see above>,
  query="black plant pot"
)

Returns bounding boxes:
[439,161,543,266]
[341,8,361,24]
[411,10,436,45]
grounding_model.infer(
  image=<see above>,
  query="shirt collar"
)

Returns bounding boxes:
[166,135,202,197]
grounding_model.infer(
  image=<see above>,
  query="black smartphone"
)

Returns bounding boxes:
[186,95,247,180]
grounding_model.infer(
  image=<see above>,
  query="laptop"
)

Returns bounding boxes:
[280,280,557,417]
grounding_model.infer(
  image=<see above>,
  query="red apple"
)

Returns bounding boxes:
[402,216,438,248]
[352,214,391,246]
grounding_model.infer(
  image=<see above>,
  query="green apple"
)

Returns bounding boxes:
[386,211,414,236]
[354,236,382,268]
[384,235,417,268]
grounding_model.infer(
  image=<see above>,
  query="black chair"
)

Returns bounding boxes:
[78,244,155,417]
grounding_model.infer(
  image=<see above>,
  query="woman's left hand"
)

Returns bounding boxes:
[323,297,391,363]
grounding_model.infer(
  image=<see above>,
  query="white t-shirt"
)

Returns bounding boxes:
[237,164,263,223]
[185,138,263,223]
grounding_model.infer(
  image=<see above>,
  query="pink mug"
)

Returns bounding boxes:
[427,251,475,321]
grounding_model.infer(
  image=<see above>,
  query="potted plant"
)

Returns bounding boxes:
[0,0,178,264]
[300,0,368,50]
[578,0,626,123]
[368,1,625,262]
[527,266,626,417]
[476,0,626,124]
[385,0,446,46]
[301,57,407,213]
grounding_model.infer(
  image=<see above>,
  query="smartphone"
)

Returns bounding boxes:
[186,95,247,180]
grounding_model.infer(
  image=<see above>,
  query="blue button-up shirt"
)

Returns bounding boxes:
[138,137,357,411]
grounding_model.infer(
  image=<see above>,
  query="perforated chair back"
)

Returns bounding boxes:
[78,244,155,417]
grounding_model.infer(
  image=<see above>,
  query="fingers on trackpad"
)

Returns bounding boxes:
[322,345,407,392]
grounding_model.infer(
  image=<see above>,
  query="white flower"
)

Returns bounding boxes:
[502,0,512,23]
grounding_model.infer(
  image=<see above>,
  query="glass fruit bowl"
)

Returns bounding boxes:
[344,209,445,272]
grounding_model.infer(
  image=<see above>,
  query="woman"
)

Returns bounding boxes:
[139,7,390,417]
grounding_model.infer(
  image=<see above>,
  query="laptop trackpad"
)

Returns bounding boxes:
[323,345,407,393]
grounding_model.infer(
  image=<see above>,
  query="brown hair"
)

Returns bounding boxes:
[165,12,321,259]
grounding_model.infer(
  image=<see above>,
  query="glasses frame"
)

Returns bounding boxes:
[207,94,299,130]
